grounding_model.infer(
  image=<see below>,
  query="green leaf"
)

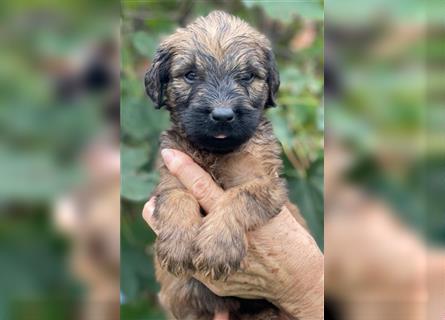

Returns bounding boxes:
[121,97,155,140]
[268,109,293,149]
[243,0,323,22]
[286,159,324,249]
[121,172,159,202]
[288,180,323,249]
[132,31,159,57]
[121,144,151,175]
[120,247,158,300]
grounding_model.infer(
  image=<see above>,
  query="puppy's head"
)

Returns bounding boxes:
[145,11,279,153]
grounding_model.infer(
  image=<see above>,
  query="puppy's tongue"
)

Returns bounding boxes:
[214,134,227,139]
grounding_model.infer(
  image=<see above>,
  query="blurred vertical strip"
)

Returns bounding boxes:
[426,0,445,243]
[325,0,444,319]
[426,2,445,319]
[0,1,120,319]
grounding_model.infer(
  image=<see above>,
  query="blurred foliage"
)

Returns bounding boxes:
[0,1,117,319]
[121,0,324,318]
[325,0,445,244]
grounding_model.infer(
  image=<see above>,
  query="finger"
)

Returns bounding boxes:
[213,311,230,320]
[161,149,224,213]
[142,197,159,235]
[194,271,261,300]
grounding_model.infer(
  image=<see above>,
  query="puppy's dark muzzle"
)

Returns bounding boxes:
[210,107,235,123]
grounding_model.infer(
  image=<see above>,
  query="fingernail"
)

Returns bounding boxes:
[161,149,174,166]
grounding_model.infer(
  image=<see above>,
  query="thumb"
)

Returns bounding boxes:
[161,149,224,213]
[142,197,159,235]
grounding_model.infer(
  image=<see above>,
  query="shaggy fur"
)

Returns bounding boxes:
[144,11,303,320]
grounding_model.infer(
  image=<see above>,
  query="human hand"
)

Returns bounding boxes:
[143,149,324,320]
[325,191,445,320]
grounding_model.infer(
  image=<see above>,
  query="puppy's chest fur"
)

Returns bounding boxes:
[155,117,291,319]
[160,118,283,190]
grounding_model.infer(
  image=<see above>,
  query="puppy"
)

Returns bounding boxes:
[145,11,302,320]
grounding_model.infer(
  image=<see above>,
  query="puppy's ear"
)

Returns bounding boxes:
[265,50,280,108]
[144,46,172,109]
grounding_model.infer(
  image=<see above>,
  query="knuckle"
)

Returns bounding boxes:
[142,208,149,221]
[142,204,152,220]
[191,176,211,200]
[143,199,154,212]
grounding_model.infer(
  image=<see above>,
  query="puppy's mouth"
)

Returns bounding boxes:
[182,105,261,153]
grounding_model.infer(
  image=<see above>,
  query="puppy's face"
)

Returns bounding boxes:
[145,11,279,153]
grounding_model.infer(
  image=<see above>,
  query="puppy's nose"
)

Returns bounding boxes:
[211,107,235,122]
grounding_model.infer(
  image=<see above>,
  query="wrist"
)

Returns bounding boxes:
[275,274,324,320]
[266,239,324,319]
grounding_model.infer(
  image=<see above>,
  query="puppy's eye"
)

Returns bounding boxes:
[184,71,198,83]
[240,72,255,84]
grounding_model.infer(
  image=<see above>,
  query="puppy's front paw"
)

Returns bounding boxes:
[154,191,202,276]
[193,218,247,280]
[156,227,196,276]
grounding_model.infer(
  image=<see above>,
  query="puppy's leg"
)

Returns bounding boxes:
[194,176,287,279]
[157,264,238,320]
[156,267,207,320]
[185,278,240,317]
[155,169,202,276]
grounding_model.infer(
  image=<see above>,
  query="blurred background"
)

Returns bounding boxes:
[324,0,445,319]
[1,0,444,319]
[0,1,119,319]
[121,0,324,318]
